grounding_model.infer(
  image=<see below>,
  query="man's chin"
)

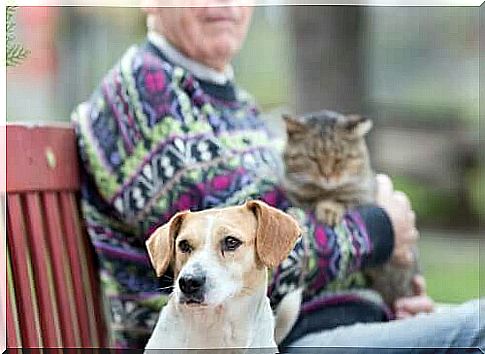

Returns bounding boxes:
[206,40,239,61]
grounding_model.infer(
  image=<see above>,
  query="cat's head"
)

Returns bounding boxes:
[282,110,373,190]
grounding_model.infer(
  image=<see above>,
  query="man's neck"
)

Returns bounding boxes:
[147,31,234,85]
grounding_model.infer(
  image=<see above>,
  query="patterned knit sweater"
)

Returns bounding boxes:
[72,38,395,348]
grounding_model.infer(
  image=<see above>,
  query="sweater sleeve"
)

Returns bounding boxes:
[262,188,394,308]
[356,205,394,268]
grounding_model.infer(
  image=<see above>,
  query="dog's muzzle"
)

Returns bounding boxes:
[178,274,206,304]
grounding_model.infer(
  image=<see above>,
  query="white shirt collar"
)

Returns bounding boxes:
[147,31,235,85]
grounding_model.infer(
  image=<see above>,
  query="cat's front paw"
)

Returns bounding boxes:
[316,201,345,226]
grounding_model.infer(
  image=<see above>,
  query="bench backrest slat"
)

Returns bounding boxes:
[5,124,107,348]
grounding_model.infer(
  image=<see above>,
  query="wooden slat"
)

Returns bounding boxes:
[6,125,80,193]
[7,194,43,347]
[6,246,22,348]
[23,192,63,347]
[74,199,108,347]
[1,194,7,351]
[58,192,95,347]
[0,126,6,193]
[42,192,82,347]
[63,193,105,347]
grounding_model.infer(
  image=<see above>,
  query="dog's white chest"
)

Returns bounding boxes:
[145,298,277,351]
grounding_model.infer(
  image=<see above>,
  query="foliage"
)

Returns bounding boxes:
[467,166,485,219]
[391,175,458,222]
[419,236,481,303]
[6,6,29,67]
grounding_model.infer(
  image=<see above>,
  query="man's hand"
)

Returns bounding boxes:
[375,174,434,318]
[394,275,435,319]
[375,174,419,267]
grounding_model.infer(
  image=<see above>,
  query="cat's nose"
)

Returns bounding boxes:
[323,174,334,183]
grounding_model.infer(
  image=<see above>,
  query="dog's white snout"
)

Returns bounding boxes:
[177,262,208,304]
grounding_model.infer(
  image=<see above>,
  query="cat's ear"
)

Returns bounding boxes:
[283,114,306,136]
[344,115,373,138]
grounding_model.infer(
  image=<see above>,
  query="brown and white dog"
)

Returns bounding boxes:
[144,200,301,352]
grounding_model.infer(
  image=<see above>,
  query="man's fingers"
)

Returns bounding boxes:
[412,274,427,296]
[410,228,420,242]
[395,310,412,320]
[376,173,392,186]
[394,191,411,209]
[376,174,394,204]
[405,250,415,264]
[394,295,434,315]
[392,249,414,267]
[402,250,414,266]
[408,210,416,225]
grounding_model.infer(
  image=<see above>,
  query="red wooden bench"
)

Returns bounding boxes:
[4,123,107,348]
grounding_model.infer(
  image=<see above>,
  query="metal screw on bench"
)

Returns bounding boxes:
[45,147,57,169]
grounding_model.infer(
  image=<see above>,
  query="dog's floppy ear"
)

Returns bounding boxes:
[246,200,302,268]
[146,211,189,277]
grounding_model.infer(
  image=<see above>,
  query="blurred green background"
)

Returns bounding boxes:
[7,6,482,303]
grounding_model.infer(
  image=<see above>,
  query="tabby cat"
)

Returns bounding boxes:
[282,109,419,308]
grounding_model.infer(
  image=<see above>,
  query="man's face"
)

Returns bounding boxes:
[147,1,254,71]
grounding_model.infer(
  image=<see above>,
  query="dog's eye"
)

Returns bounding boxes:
[178,240,192,254]
[221,236,242,252]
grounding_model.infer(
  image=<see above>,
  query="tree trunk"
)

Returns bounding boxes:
[289,6,365,115]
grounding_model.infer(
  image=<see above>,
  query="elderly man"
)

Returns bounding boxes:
[72,3,483,351]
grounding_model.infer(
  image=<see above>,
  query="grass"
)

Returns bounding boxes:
[418,233,482,303]
[467,166,485,220]
[391,176,462,222]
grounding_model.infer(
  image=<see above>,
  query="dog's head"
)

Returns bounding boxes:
[146,200,301,307]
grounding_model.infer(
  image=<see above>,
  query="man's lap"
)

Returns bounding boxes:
[285,298,484,354]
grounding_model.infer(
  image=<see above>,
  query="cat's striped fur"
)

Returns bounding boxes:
[282,110,419,308]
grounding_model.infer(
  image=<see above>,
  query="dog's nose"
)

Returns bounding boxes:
[179,274,206,295]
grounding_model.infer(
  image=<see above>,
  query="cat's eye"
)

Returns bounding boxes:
[221,236,242,252]
[178,240,192,254]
